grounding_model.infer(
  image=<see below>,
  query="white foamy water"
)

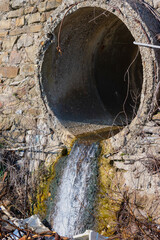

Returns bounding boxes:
[51,142,99,237]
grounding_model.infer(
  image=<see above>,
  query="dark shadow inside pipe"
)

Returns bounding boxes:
[41,7,143,134]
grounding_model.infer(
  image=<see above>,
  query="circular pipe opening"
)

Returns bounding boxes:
[41,7,143,135]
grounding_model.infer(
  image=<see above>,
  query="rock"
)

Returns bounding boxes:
[24,6,36,14]
[2,36,17,50]
[28,24,42,33]
[25,45,37,63]
[0,0,9,12]
[9,50,21,65]
[0,102,3,108]
[16,16,25,27]
[20,64,35,76]
[143,126,160,134]
[41,12,46,22]
[17,34,34,49]
[27,108,40,116]
[11,0,26,9]
[27,12,41,24]
[0,30,7,38]
[0,66,19,78]
[152,112,160,120]
[0,19,11,30]
[46,0,61,10]
[0,117,12,130]
[9,27,24,36]
[1,52,9,63]
[15,109,22,115]
[0,41,2,51]
[7,8,24,18]
[153,0,160,8]
[37,2,46,12]
[30,0,38,4]
[11,129,23,138]
[21,116,37,129]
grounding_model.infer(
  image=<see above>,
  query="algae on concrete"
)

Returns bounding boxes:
[96,140,123,236]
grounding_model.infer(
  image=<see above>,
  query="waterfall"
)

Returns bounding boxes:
[50,141,99,237]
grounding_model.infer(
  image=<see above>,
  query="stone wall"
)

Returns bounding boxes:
[1,0,160,233]
[0,0,160,200]
[0,0,75,170]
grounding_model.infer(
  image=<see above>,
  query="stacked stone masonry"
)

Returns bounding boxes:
[0,0,67,169]
[0,0,160,213]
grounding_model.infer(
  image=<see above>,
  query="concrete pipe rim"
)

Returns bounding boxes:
[37,0,158,141]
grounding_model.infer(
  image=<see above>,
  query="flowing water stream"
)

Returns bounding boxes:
[50,141,99,237]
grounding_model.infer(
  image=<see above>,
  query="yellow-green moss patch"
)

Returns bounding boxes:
[31,148,69,218]
[96,140,123,236]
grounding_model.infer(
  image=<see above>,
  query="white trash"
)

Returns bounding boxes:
[73,230,108,240]
[0,205,49,234]
[22,215,49,234]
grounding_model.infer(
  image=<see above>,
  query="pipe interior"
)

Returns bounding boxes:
[41,7,143,133]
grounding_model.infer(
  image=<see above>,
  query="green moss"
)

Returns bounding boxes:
[32,136,123,233]
[32,160,57,218]
[96,140,123,237]
[0,143,4,148]
[32,148,70,219]
[45,154,68,221]
[31,135,76,218]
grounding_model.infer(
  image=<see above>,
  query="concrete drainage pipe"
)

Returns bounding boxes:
[38,0,160,137]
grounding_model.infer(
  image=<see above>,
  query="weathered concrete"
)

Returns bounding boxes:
[41,7,142,132]
[38,0,160,137]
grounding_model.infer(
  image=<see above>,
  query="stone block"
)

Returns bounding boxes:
[2,36,17,50]
[1,52,9,63]
[0,1,9,12]
[46,0,60,10]
[37,2,46,12]
[11,0,26,9]
[46,10,53,20]
[7,8,24,18]
[27,108,40,117]
[0,66,19,78]
[153,0,160,8]
[14,115,21,125]
[20,64,35,76]
[30,0,38,4]
[0,30,8,38]
[29,87,37,98]
[11,25,42,36]
[12,130,25,143]
[2,108,13,114]
[24,6,36,14]
[17,34,34,49]
[29,24,42,33]
[9,50,21,65]
[25,45,37,62]
[0,19,12,30]
[21,116,37,130]
[152,112,160,120]
[27,12,41,24]
[16,16,25,27]
[41,13,46,22]
[15,86,27,99]
[0,117,12,130]
[9,28,24,36]
[0,101,3,108]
